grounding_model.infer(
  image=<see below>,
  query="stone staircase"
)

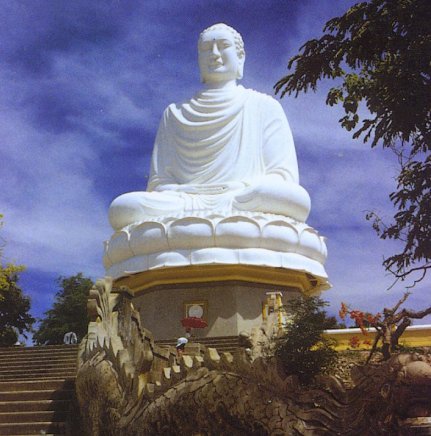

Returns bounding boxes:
[156,335,240,353]
[0,345,78,436]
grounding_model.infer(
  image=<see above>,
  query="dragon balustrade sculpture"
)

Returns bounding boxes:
[76,278,431,435]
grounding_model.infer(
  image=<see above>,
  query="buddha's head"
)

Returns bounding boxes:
[198,23,245,85]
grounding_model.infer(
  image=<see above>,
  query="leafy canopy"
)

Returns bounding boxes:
[275,0,431,283]
[275,296,337,384]
[33,273,93,345]
[0,264,35,346]
[0,215,35,346]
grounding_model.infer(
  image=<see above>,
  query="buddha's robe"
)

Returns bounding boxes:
[109,86,310,231]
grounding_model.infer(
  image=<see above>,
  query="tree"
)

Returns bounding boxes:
[275,0,431,283]
[340,292,431,361]
[0,215,35,346]
[0,264,35,346]
[33,273,93,345]
[275,296,337,384]
[325,315,347,329]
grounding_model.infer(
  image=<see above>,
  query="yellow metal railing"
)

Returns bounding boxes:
[323,325,431,351]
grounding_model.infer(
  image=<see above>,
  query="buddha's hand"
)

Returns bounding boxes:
[156,182,246,195]
[233,177,311,222]
[185,182,246,194]
[233,176,282,209]
[233,185,262,209]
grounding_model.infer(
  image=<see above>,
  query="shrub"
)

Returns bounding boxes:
[275,296,337,384]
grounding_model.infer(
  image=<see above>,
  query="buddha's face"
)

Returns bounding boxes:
[198,28,244,84]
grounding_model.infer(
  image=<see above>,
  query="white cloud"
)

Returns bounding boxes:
[0,108,108,277]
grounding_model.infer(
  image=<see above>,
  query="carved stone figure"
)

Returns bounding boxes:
[103,24,328,287]
[76,278,431,435]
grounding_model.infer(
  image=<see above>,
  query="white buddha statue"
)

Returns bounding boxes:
[108,23,311,231]
[104,24,327,287]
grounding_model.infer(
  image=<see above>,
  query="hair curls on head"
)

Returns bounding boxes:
[199,23,245,59]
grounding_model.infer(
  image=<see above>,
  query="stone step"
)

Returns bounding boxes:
[0,351,77,359]
[193,341,239,347]
[0,399,70,413]
[0,373,76,382]
[0,361,76,375]
[0,388,74,402]
[157,339,240,346]
[0,366,76,376]
[159,345,239,354]
[0,347,76,436]
[0,356,76,364]
[0,345,78,355]
[0,357,76,367]
[0,349,78,357]
[156,335,240,352]
[0,362,76,370]
[157,335,238,342]
[0,362,76,372]
[0,420,65,435]
[0,366,76,375]
[0,375,76,383]
[0,410,68,424]
[0,379,74,392]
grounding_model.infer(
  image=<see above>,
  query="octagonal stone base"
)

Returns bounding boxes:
[114,264,326,340]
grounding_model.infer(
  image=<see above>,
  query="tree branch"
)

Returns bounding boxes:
[399,306,431,320]
[391,318,411,348]
[384,292,410,316]
[366,331,382,364]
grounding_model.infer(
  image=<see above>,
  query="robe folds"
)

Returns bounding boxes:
[148,85,299,190]
[108,85,311,230]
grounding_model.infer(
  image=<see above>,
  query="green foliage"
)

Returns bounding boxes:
[275,296,337,384]
[0,265,35,346]
[275,0,431,282]
[33,273,93,345]
[325,315,347,329]
[0,216,35,346]
[0,327,20,347]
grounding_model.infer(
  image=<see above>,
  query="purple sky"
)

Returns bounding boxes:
[1,0,429,338]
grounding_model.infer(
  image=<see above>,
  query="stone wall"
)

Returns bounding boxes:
[133,281,300,339]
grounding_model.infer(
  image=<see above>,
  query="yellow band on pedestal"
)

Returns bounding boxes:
[113,264,325,296]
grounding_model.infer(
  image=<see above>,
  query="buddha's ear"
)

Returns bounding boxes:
[237,54,245,80]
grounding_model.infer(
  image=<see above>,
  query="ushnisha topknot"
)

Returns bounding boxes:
[199,23,245,59]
